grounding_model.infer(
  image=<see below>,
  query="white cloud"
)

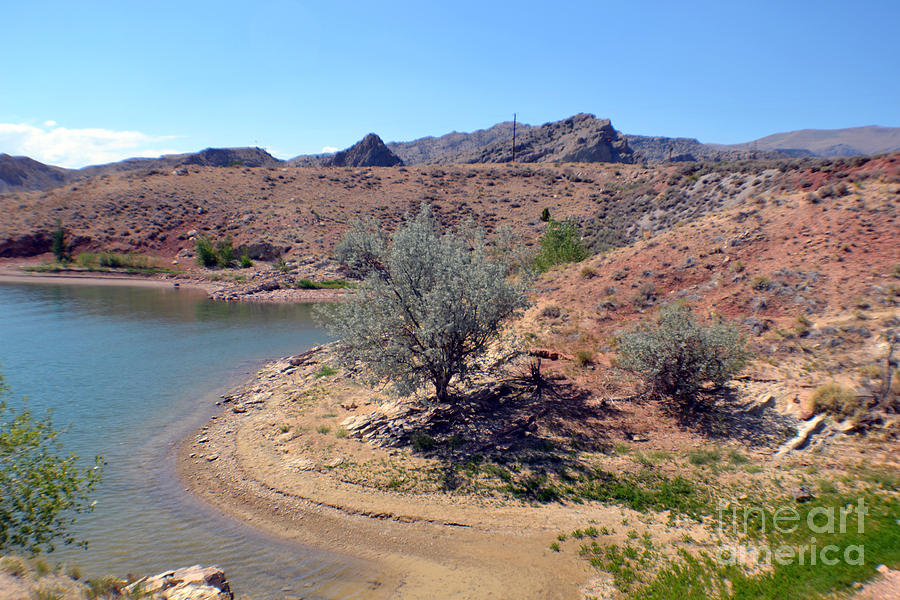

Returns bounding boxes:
[0,122,180,169]
[321,146,338,153]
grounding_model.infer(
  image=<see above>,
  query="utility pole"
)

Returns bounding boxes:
[512,113,516,163]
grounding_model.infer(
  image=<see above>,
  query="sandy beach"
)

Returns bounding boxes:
[174,348,706,600]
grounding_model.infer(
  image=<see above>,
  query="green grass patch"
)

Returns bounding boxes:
[314,365,338,378]
[296,278,355,289]
[23,253,173,275]
[622,493,900,600]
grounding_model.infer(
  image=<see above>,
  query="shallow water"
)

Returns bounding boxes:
[0,281,375,598]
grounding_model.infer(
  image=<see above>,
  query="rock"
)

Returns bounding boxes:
[529,348,560,360]
[775,414,827,457]
[237,242,290,261]
[321,134,403,167]
[0,230,52,257]
[631,434,649,442]
[877,564,890,574]
[167,584,228,600]
[126,566,231,599]
[749,394,776,414]
[205,454,219,462]
[793,486,814,502]
[286,457,316,471]
[463,113,633,164]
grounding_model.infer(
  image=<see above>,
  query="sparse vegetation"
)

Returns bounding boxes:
[617,303,749,401]
[810,383,860,419]
[0,369,104,554]
[51,220,68,263]
[194,234,237,268]
[321,204,528,403]
[534,218,589,272]
[296,278,354,290]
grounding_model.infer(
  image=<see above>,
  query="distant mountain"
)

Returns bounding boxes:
[0,147,281,194]
[321,133,403,167]
[0,154,72,193]
[388,122,527,165]
[5,120,899,195]
[625,135,812,163]
[389,114,633,165]
[719,126,900,157]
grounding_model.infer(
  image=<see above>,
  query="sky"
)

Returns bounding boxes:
[1,0,898,168]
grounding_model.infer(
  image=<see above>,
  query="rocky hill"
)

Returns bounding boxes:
[456,113,633,164]
[625,135,812,163]
[0,147,282,194]
[388,121,526,165]
[721,125,900,157]
[0,154,72,193]
[320,133,403,167]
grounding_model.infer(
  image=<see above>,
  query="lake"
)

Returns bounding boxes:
[0,280,374,599]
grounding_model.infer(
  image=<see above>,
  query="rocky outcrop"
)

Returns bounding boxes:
[177,147,280,168]
[461,113,634,164]
[126,565,232,600]
[0,558,232,600]
[236,241,290,261]
[322,134,403,167]
[0,231,52,257]
[388,121,525,165]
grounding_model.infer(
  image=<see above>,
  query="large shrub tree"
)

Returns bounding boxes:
[325,205,529,403]
[0,370,103,554]
[617,303,749,401]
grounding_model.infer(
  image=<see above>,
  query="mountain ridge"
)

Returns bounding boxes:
[3,117,899,194]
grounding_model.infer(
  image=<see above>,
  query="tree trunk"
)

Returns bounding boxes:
[434,372,451,403]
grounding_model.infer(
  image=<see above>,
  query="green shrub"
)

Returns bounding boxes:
[76,253,98,268]
[534,218,589,272]
[540,207,551,222]
[617,303,749,401]
[51,220,68,263]
[811,383,860,419]
[574,350,594,368]
[751,276,771,290]
[195,235,218,268]
[297,278,353,290]
[0,369,104,554]
[215,236,236,268]
[239,251,253,269]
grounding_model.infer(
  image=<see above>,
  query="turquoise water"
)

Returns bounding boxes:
[0,280,373,598]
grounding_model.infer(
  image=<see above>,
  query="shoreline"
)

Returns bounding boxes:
[173,349,690,600]
[0,268,348,303]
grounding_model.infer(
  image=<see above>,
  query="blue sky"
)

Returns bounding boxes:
[1,0,898,167]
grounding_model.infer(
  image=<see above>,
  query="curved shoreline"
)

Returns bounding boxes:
[0,269,348,303]
[173,351,690,600]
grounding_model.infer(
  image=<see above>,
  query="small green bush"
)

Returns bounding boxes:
[239,251,253,269]
[195,235,237,268]
[751,276,771,291]
[811,383,860,419]
[574,350,594,368]
[617,303,749,401]
[195,235,218,268]
[534,218,588,272]
[215,236,236,268]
